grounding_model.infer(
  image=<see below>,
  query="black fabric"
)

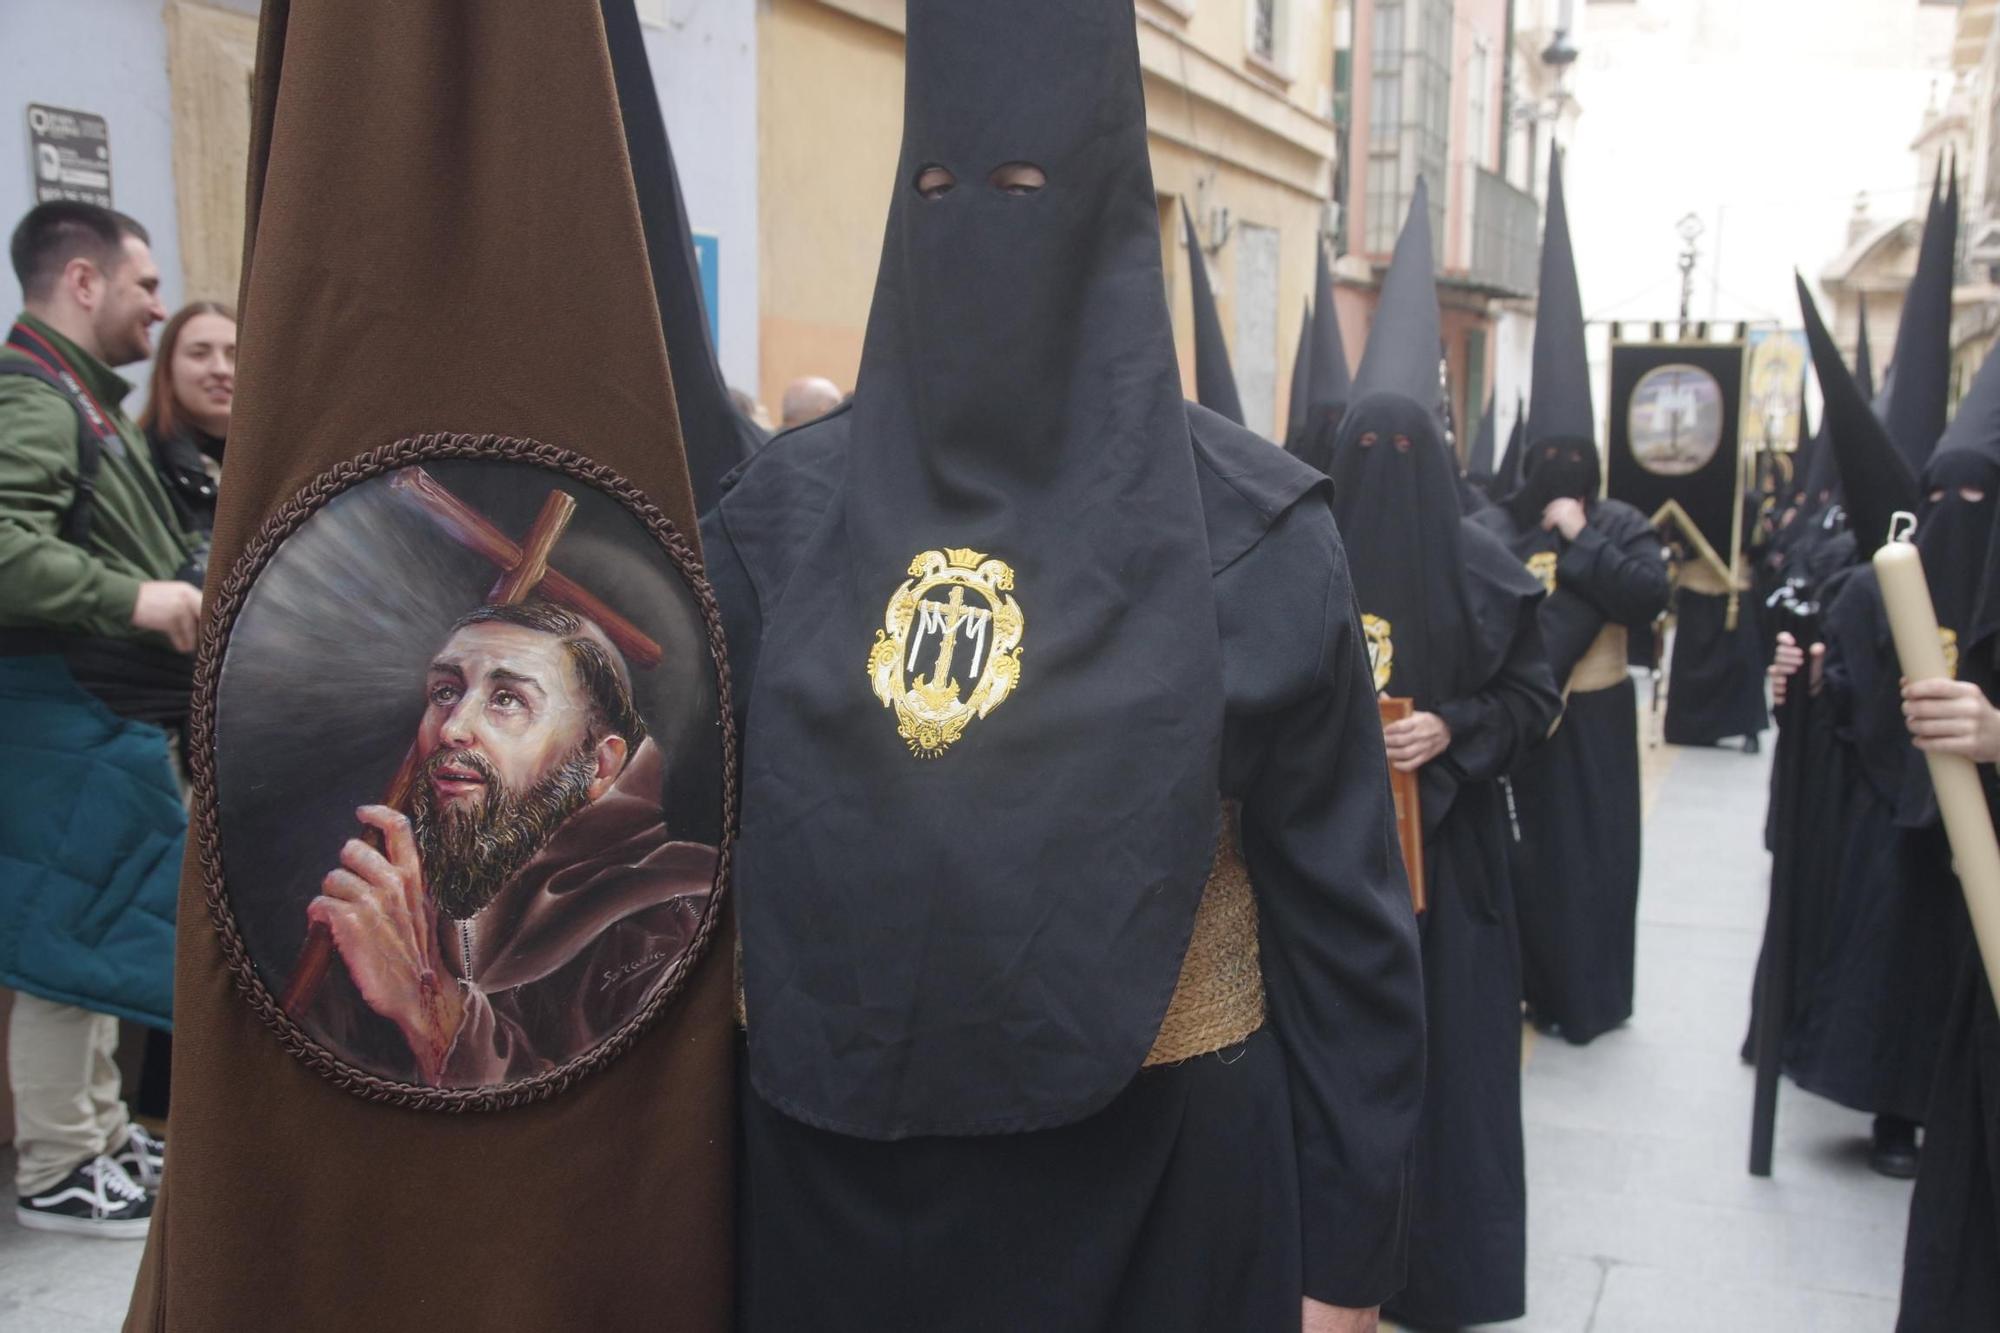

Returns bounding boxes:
[710,401,1426,1307]
[1525,146,1592,450]
[1799,274,1918,560]
[1182,204,1244,427]
[1897,940,2000,1331]
[600,0,756,511]
[1289,243,1351,469]
[1381,532,1555,1329]
[1856,293,1877,404]
[1495,396,1526,495]
[1466,395,1497,482]
[1936,336,2000,662]
[730,0,1229,1139]
[739,1031,1303,1333]
[1471,501,1669,1043]
[1781,570,1958,1119]
[147,424,222,535]
[1664,589,1768,745]
[1895,449,2000,828]
[1885,165,1957,473]
[1314,188,1554,1323]
[1285,301,1313,445]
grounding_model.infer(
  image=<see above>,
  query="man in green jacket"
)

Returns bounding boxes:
[2,201,199,1238]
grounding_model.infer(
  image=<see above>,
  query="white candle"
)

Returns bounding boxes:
[1875,527,2000,1002]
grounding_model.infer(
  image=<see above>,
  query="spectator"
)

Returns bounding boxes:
[139,301,235,536]
[729,384,775,436]
[0,201,202,1238]
[780,375,842,430]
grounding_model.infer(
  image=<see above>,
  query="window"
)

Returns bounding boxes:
[1252,0,1278,61]
[1365,0,1453,255]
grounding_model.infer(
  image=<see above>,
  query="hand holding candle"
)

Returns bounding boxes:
[1874,517,2000,1004]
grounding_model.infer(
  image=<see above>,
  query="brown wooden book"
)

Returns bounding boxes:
[1379,696,1426,914]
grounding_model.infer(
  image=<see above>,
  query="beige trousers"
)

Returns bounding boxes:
[9,992,131,1195]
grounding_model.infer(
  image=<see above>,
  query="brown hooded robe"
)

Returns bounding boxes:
[123,3,734,1328]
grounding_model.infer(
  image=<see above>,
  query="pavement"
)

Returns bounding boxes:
[0,708,1920,1331]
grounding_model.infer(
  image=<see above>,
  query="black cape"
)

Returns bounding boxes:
[708,404,1427,1321]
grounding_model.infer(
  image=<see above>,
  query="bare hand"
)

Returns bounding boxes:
[130,580,203,653]
[1303,1299,1378,1333]
[307,805,463,1080]
[1383,710,1451,773]
[1769,631,1824,707]
[1902,677,2000,763]
[1541,498,1587,541]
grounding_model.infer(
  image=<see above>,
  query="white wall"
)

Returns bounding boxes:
[645,1,760,396]
[0,0,221,330]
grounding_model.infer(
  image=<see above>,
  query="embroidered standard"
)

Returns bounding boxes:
[868,548,1024,756]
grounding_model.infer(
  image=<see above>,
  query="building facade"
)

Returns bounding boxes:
[757,0,1342,440]
[0,0,761,393]
[1334,0,1555,456]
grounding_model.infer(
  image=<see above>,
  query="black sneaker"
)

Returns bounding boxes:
[15,1155,152,1238]
[112,1123,165,1192]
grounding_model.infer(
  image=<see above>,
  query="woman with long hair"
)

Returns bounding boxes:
[139,300,235,535]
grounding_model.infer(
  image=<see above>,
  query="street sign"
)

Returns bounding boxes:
[26,104,112,207]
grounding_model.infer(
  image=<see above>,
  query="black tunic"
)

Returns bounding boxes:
[1384,526,1560,1330]
[1664,587,1768,746]
[1785,570,1959,1120]
[1897,943,2000,1331]
[705,408,1426,1329]
[1471,499,1670,1044]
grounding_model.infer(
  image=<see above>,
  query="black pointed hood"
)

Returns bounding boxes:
[1506,145,1598,523]
[601,0,755,510]
[1854,293,1876,402]
[1351,177,1443,412]
[1496,393,1527,490]
[1467,395,1498,479]
[1884,159,1958,471]
[1526,146,1593,452]
[737,0,1224,1140]
[1181,203,1245,426]
[1288,242,1352,467]
[1798,273,1918,559]
[1326,185,1472,711]
[1286,299,1313,441]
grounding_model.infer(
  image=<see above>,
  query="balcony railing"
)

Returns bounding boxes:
[1470,168,1540,298]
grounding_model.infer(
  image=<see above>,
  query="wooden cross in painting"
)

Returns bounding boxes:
[279,467,663,1013]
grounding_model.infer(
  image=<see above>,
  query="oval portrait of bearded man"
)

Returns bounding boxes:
[207,451,729,1102]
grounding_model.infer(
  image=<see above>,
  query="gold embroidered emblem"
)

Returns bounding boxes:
[1942,627,1960,680]
[1362,614,1394,693]
[867,548,1025,757]
[1526,551,1559,595]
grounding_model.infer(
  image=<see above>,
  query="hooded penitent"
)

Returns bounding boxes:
[1326,180,1468,710]
[124,2,734,1329]
[1895,332,2000,827]
[1799,274,1919,560]
[1505,147,1599,528]
[602,0,757,509]
[1182,203,1245,427]
[1884,161,1958,473]
[1289,242,1352,469]
[735,0,1224,1139]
